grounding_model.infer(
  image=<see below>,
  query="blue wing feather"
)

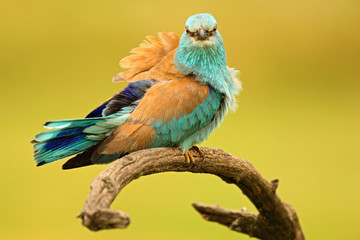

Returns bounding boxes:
[86,102,109,118]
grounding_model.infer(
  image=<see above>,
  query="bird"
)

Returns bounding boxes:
[32,13,241,169]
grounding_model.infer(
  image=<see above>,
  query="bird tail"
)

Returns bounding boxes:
[32,117,105,167]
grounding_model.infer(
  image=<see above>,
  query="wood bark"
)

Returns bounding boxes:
[78,147,305,240]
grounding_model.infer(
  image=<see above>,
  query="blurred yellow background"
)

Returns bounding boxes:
[1,0,359,239]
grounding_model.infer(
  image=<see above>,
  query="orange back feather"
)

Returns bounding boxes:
[113,32,182,82]
[129,77,209,124]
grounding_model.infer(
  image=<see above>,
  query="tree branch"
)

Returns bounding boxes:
[78,147,305,240]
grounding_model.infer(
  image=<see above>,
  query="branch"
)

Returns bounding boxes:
[78,147,305,240]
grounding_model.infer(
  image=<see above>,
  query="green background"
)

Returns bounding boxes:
[1,0,359,239]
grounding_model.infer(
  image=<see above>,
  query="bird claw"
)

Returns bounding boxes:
[184,151,195,164]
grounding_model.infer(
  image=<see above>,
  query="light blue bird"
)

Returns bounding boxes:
[32,13,241,169]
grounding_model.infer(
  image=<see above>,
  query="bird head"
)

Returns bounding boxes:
[182,13,220,47]
[175,13,227,80]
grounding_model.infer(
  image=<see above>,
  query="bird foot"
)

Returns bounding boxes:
[184,151,195,164]
[183,146,204,164]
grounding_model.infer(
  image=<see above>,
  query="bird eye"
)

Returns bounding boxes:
[185,25,195,36]
[207,25,217,36]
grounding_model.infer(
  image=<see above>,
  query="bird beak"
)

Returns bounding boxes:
[197,26,208,40]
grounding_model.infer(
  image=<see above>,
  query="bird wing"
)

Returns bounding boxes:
[91,76,223,164]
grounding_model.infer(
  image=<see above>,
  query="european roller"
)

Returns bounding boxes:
[32,13,241,169]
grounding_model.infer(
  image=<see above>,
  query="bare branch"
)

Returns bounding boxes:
[78,147,305,239]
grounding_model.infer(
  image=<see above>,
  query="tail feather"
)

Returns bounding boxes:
[44,118,104,129]
[33,110,132,167]
[34,133,97,166]
[34,127,84,143]
[33,118,104,166]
